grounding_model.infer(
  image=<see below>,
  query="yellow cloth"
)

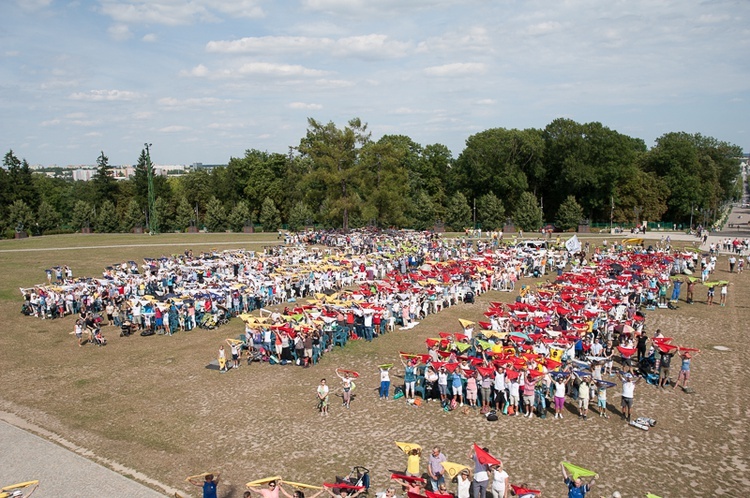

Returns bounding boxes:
[407,453,420,475]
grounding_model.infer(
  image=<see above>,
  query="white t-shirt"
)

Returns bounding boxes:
[380,369,390,382]
[554,381,566,398]
[622,380,635,398]
[438,371,448,385]
[457,478,471,498]
[491,470,508,494]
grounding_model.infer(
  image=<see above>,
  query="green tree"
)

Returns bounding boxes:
[121,199,144,231]
[642,132,742,222]
[513,192,543,231]
[95,199,120,233]
[92,151,118,206]
[541,119,646,221]
[36,201,61,235]
[451,128,542,212]
[613,170,670,224]
[70,200,94,231]
[227,200,252,232]
[555,195,584,231]
[203,197,226,232]
[130,148,171,214]
[259,197,281,232]
[296,118,371,230]
[476,192,506,231]
[409,190,437,231]
[7,200,35,234]
[287,200,313,232]
[360,138,410,227]
[153,197,172,232]
[445,192,472,231]
[174,196,195,231]
[4,151,40,211]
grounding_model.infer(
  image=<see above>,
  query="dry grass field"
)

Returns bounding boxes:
[0,233,747,498]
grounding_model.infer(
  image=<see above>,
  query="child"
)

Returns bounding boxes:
[379,365,392,400]
[465,372,478,408]
[596,380,609,418]
[508,374,520,416]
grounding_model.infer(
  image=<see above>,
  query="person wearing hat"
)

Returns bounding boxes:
[561,462,597,498]
[456,469,471,498]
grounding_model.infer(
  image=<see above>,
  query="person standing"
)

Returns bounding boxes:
[379,365,392,400]
[673,350,695,391]
[317,379,329,416]
[188,473,221,498]
[561,463,597,498]
[619,372,641,422]
[469,445,490,498]
[659,349,675,388]
[490,462,509,498]
[427,446,447,491]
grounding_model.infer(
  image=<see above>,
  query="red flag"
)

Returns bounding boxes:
[473,444,501,466]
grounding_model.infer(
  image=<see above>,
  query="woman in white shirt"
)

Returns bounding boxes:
[491,462,509,498]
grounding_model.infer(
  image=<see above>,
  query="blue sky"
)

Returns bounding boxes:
[2,0,748,167]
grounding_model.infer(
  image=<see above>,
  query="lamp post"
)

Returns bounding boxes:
[689,204,695,232]
[633,206,642,232]
[144,143,157,235]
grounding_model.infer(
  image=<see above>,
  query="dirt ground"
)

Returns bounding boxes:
[0,234,747,498]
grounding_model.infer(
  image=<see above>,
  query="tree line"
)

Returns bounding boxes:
[0,117,743,237]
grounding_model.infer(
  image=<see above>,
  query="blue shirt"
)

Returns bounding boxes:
[565,478,589,498]
[203,481,218,498]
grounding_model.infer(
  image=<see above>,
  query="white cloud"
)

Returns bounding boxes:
[16,0,52,11]
[207,34,410,59]
[4,51,20,57]
[157,96,232,108]
[84,131,103,137]
[108,24,132,41]
[159,125,191,132]
[180,64,210,77]
[69,89,142,101]
[142,33,157,42]
[476,99,496,105]
[98,0,264,26]
[424,62,486,76]
[523,21,563,36]
[288,102,323,110]
[236,62,328,77]
[40,119,61,127]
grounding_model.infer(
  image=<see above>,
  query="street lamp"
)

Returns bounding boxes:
[144,143,157,235]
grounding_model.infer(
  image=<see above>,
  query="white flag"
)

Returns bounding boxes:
[565,235,581,253]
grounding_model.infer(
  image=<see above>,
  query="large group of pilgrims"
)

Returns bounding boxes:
[20,228,725,498]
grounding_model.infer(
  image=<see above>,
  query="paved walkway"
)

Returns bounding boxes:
[0,419,171,497]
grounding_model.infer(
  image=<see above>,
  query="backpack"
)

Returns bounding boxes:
[486,410,498,422]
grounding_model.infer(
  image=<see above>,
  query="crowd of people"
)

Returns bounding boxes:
[189,442,638,498]
[19,229,734,498]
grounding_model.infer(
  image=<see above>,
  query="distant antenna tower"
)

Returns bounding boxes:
[144,143,157,234]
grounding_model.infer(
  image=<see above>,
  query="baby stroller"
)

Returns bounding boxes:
[334,466,370,494]
[199,313,217,330]
[92,328,107,346]
[464,291,475,304]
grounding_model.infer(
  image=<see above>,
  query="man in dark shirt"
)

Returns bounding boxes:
[659,350,674,388]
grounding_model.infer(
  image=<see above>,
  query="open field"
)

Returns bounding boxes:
[0,232,748,498]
